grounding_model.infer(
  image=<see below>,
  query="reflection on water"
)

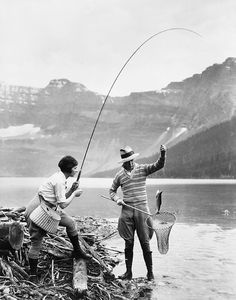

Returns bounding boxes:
[0,177,236,299]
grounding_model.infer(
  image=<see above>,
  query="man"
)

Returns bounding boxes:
[25,155,91,281]
[109,145,166,281]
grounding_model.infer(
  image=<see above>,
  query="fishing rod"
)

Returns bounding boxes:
[76,27,201,182]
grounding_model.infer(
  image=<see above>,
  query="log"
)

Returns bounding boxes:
[0,258,15,283]
[0,222,24,251]
[8,260,29,279]
[9,222,24,250]
[12,206,26,214]
[0,206,25,221]
[73,258,87,295]
[43,238,72,258]
[78,235,113,274]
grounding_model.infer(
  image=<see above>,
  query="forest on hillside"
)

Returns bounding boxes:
[93,117,236,179]
[148,117,236,179]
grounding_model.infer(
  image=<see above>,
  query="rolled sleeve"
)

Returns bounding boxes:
[144,155,166,176]
[109,175,120,202]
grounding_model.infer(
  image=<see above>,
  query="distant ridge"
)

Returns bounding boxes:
[0,57,236,178]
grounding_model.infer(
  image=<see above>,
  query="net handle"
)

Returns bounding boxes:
[100,194,152,216]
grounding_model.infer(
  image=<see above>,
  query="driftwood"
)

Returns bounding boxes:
[0,258,15,283]
[78,235,113,274]
[0,206,25,220]
[73,258,88,295]
[0,208,155,299]
[8,260,29,279]
[0,222,24,251]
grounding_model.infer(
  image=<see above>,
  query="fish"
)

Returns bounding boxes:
[155,190,163,214]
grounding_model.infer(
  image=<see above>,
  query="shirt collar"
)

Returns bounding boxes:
[123,163,137,178]
[58,171,67,181]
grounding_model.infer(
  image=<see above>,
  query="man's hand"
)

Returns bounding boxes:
[74,188,83,197]
[117,198,125,206]
[160,144,167,156]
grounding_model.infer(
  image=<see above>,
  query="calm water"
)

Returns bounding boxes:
[1,177,235,227]
[0,177,236,299]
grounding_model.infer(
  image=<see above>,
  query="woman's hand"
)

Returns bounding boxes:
[70,181,79,192]
[74,188,83,197]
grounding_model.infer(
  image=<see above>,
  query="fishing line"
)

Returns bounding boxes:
[76,27,202,182]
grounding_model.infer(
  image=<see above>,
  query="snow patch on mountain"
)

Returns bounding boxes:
[165,127,188,146]
[0,124,40,139]
[155,88,181,95]
[142,126,188,157]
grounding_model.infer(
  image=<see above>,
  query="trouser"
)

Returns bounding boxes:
[118,204,153,247]
[118,205,153,272]
[124,239,134,271]
[26,210,77,259]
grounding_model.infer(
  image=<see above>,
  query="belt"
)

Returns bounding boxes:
[38,194,57,210]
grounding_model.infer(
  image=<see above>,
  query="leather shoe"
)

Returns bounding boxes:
[147,271,154,281]
[73,250,92,260]
[118,271,132,280]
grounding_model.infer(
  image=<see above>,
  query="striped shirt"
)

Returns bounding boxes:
[109,155,165,206]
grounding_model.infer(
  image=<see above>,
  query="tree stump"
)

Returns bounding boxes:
[0,222,24,253]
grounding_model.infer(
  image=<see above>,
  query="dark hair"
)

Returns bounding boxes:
[58,156,78,173]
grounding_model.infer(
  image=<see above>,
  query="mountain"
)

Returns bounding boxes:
[0,58,236,177]
[93,116,236,178]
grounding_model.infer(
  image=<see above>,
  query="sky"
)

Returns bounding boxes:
[0,0,236,96]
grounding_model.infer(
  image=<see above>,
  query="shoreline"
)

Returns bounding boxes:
[104,220,236,300]
[1,206,236,299]
[0,208,157,300]
[0,177,236,188]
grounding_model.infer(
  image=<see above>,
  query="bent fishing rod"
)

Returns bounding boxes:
[76,27,201,182]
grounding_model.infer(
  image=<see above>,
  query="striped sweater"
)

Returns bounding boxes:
[109,155,165,206]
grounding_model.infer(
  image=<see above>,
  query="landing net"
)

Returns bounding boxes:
[146,212,176,254]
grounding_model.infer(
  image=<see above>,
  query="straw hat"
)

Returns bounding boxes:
[118,146,139,164]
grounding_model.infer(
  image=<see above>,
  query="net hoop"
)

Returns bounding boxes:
[145,211,176,255]
[146,211,176,231]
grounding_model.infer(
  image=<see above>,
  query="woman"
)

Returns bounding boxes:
[25,155,91,280]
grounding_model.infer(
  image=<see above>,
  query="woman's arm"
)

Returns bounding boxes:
[59,189,83,209]
[55,181,82,209]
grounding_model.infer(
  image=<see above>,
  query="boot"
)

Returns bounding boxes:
[69,235,92,260]
[28,258,38,283]
[118,248,133,280]
[143,251,154,281]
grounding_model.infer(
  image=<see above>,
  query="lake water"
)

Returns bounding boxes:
[0,177,236,299]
